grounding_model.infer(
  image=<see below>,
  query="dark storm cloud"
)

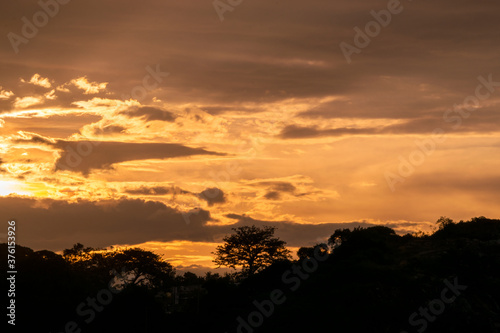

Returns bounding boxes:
[13,134,226,174]
[0,196,389,250]
[198,188,226,206]
[0,197,214,250]
[125,186,226,206]
[119,106,176,122]
[125,185,188,196]
[53,141,226,175]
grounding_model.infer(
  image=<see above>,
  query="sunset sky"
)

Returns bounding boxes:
[1,0,499,274]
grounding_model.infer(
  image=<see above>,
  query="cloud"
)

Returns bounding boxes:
[198,188,226,206]
[120,106,176,122]
[258,181,297,193]
[91,125,127,135]
[280,110,500,139]
[11,132,226,175]
[243,177,325,204]
[280,122,397,139]
[0,76,120,114]
[0,196,425,251]
[13,96,44,109]
[125,185,189,196]
[0,197,214,250]
[264,191,281,200]
[279,124,382,139]
[56,85,71,93]
[70,77,108,94]
[200,105,265,115]
[124,185,226,206]
[0,0,499,110]
[13,132,56,146]
[54,141,226,175]
[254,181,297,200]
[0,87,14,100]
[21,74,52,89]
[44,90,57,100]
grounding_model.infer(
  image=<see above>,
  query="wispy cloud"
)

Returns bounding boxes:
[0,88,14,100]
[70,77,108,94]
[21,74,52,88]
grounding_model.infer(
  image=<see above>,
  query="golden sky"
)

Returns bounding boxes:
[1,0,500,273]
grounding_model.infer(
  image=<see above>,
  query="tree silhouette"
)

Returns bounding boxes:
[108,248,176,290]
[327,227,353,248]
[213,225,291,277]
[436,216,454,230]
[62,242,97,263]
[62,244,175,290]
[297,243,328,260]
[328,225,396,249]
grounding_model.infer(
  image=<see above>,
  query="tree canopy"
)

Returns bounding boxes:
[213,225,291,276]
[297,243,329,260]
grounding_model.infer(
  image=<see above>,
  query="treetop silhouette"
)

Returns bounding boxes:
[212,225,291,277]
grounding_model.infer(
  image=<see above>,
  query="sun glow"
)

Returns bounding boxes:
[0,180,31,196]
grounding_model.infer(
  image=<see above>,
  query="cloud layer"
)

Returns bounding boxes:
[0,196,408,251]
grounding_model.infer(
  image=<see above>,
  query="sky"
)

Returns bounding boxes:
[1,0,500,274]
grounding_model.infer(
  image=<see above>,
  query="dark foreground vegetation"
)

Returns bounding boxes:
[3,216,500,332]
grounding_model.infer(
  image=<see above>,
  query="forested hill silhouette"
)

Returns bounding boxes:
[3,216,500,332]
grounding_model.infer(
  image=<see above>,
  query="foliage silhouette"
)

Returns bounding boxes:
[3,216,500,332]
[297,243,328,260]
[212,225,292,277]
